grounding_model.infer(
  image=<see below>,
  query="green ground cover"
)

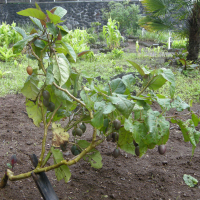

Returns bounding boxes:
[1,47,199,103]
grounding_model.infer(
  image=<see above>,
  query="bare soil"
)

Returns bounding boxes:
[1,94,200,200]
[1,42,200,200]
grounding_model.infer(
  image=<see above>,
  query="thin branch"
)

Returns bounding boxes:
[165,112,191,119]
[65,116,87,132]
[97,92,109,98]
[92,127,97,142]
[38,104,62,167]
[136,75,155,97]
[28,43,47,75]
[38,125,48,167]
[29,44,41,61]
[41,151,52,168]
[53,82,86,107]
[6,139,104,182]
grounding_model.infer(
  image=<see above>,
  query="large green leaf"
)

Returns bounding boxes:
[57,25,69,34]
[94,101,105,110]
[21,73,39,100]
[109,95,135,118]
[51,147,71,183]
[47,23,58,37]
[125,118,149,157]
[105,78,126,95]
[91,108,104,129]
[175,119,200,155]
[80,90,94,110]
[192,112,199,127]
[17,8,46,20]
[171,96,190,111]
[103,102,116,114]
[161,68,175,98]
[34,39,46,49]
[145,109,170,145]
[131,121,148,145]
[35,2,42,11]
[94,101,115,115]
[77,140,103,169]
[26,100,42,127]
[13,27,26,39]
[46,10,63,24]
[30,17,43,31]
[120,143,135,155]
[127,60,150,76]
[170,81,175,99]
[122,74,136,91]
[84,151,103,169]
[46,64,54,85]
[147,68,175,92]
[60,41,76,62]
[53,53,70,86]
[54,7,67,18]
[13,33,38,54]
[148,74,167,90]
[156,96,171,111]
[118,128,134,155]
[77,140,91,149]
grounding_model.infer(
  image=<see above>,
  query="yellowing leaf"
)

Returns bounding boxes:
[52,122,69,147]
[26,100,42,127]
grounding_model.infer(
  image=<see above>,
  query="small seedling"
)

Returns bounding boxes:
[10,154,17,169]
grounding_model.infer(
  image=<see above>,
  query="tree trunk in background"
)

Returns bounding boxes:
[187,3,200,61]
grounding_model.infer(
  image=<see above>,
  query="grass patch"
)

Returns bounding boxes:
[1,48,200,103]
[158,71,200,103]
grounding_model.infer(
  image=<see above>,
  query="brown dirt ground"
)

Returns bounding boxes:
[1,94,200,200]
[1,42,200,200]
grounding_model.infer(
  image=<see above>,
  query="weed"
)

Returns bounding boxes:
[62,29,91,54]
[102,1,141,35]
[103,18,124,50]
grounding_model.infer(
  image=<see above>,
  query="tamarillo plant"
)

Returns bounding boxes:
[1,3,200,189]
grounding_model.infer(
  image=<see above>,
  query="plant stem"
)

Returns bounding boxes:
[65,116,86,132]
[97,92,109,98]
[5,139,104,182]
[92,127,97,142]
[136,75,155,97]
[38,125,48,167]
[160,108,167,115]
[53,82,94,119]
[53,82,86,107]
[41,151,52,168]
[29,44,47,75]
[0,171,8,188]
[165,112,191,119]
[38,104,62,167]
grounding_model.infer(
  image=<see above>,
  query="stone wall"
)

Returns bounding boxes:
[0,1,142,29]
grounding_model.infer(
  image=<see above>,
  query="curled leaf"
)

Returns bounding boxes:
[183,174,198,187]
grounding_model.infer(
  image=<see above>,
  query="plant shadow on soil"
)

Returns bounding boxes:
[1,42,200,200]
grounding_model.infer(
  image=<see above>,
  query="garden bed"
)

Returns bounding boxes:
[1,94,200,200]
